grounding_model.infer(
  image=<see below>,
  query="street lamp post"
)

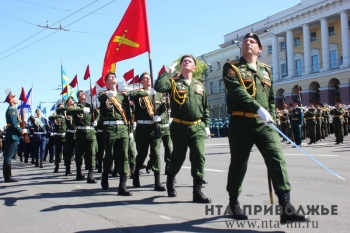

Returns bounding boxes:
[232,40,241,57]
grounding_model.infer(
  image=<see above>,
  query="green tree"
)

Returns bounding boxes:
[172,55,208,81]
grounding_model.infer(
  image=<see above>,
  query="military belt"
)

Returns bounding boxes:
[333,115,343,118]
[34,132,46,135]
[307,117,315,120]
[280,120,288,122]
[172,118,201,125]
[137,120,154,125]
[7,123,20,127]
[231,111,258,118]
[292,118,299,120]
[97,129,103,133]
[159,123,170,128]
[315,116,321,118]
[77,126,94,130]
[103,120,126,125]
[66,129,76,133]
[55,133,66,136]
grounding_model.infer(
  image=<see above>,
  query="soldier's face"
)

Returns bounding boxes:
[242,38,262,57]
[9,96,18,105]
[78,92,86,102]
[106,74,117,86]
[140,74,151,88]
[36,110,41,116]
[180,57,196,73]
[67,98,74,106]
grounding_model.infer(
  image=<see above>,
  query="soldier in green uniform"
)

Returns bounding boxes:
[129,72,167,192]
[128,101,137,178]
[305,100,317,144]
[331,97,345,144]
[95,116,104,173]
[3,92,26,182]
[222,33,308,223]
[154,55,212,203]
[63,96,77,176]
[67,91,99,183]
[280,109,289,142]
[98,73,133,196]
[48,104,67,173]
[314,102,323,142]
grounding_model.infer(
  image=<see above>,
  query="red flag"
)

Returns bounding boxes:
[60,86,68,95]
[69,74,78,88]
[84,65,90,80]
[19,87,27,103]
[123,68,134,82]
[129,75,139,84]
[91,86,97,96]
[96,76,106,88]
[158,65,166,76]
[102,0,150,79]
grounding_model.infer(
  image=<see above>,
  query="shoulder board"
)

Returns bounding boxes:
[229,60,240,66]
[120,91,128,96]
[261,62,271,68]
[135,88,144,92]
[170,76,180,80]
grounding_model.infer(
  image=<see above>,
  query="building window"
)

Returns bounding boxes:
[217,60,221,70]
[281,63,287,78]
[295,59,302,76]
[311,32,317,42]
[295,37,301,46]
[312,55,320,72]
[280,41,286,50]
[208,64,213,72]
[218,80,223,92]
[210,82,213,94]
[330,50,338,68]
[268,45,272,54]
[328,26,335,36]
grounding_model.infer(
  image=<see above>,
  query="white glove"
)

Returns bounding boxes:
[50,133,54,136]
[205,127,211,137]
[257,107,274,126]
[153,115,161,122]
[106,90,116,98]
[299,125,302,128]
[83,107,90,113]
[133,122,137,130]
[61,115,65,118]
[92,121,97,127]
[147,88,156,96]
[129,133,134,142]
[22,128,28,134]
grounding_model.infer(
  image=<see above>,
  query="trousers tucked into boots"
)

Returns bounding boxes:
[154,171,166,191]
[87,169,97,184]
[166,175,177,197]
[3,164,19,182]
[277,191,310,224]
[229,195,248,220]
[118,174,132,196]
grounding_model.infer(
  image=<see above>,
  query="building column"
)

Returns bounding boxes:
[286,29,295,78]
[320,18,330,71]
[339,83,350,105]
[302,24,312,74]
[340,11,350,68]
[271,34,280,81]
[319,86,336,105]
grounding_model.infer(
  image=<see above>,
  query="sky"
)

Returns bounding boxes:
[0,0,301,127]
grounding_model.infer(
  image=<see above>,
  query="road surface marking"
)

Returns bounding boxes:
[182,166,225,172]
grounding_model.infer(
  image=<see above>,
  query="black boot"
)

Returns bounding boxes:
[229,195,248,220]
[129,163,135,179]
[31,157,35,164]
[193,178,211,203]
[54,163,59,173]
[118,174,132,196]
[278,191,310,224]
[35,158,39,167]
[101,171,109,190]
[49,155,54,163]
[3,164,19,182]
[76,166,85,181]
[154,171,166,191]
[39,159,44,168]
[166,175,177,197]
[146,159,152,174]
[65,165,72,176]
[133,168,140,187]
[164,162,169,175]
[87,169,97,183]
[24,155,28,163]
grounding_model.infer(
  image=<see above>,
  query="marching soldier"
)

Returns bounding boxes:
[155,55,212,203]
[221,33,308,223]
[305,100,317,144]
[67,91,99,183]
[28,109,50,168]
[314,102,323,142]
[128,100,137,178]
[291,99,304,147]
[223,117,229,137]
[98,73,133,195]
[343,106,348,137]
[287,103,294,143]
[3,92,26,182]
[129,72,167,192]
[48,104,67,173]
[331,97,345,144]
[95,116,104,173]
[279,109,289,142]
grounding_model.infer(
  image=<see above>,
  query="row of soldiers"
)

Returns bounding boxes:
[276,98,349,146]
[209,118,229,137]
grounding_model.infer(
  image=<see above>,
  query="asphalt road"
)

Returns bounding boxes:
[0,134,349,233]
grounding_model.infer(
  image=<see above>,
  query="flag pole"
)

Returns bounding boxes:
[61,59,64,101]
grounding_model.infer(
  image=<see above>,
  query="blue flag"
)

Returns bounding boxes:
[42,107,46,114]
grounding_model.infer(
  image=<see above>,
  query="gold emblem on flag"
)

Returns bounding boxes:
[113,30,140,50]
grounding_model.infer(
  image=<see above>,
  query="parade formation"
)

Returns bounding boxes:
[1,0,349,231]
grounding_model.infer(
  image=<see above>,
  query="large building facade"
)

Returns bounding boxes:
[200,0,350,118]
